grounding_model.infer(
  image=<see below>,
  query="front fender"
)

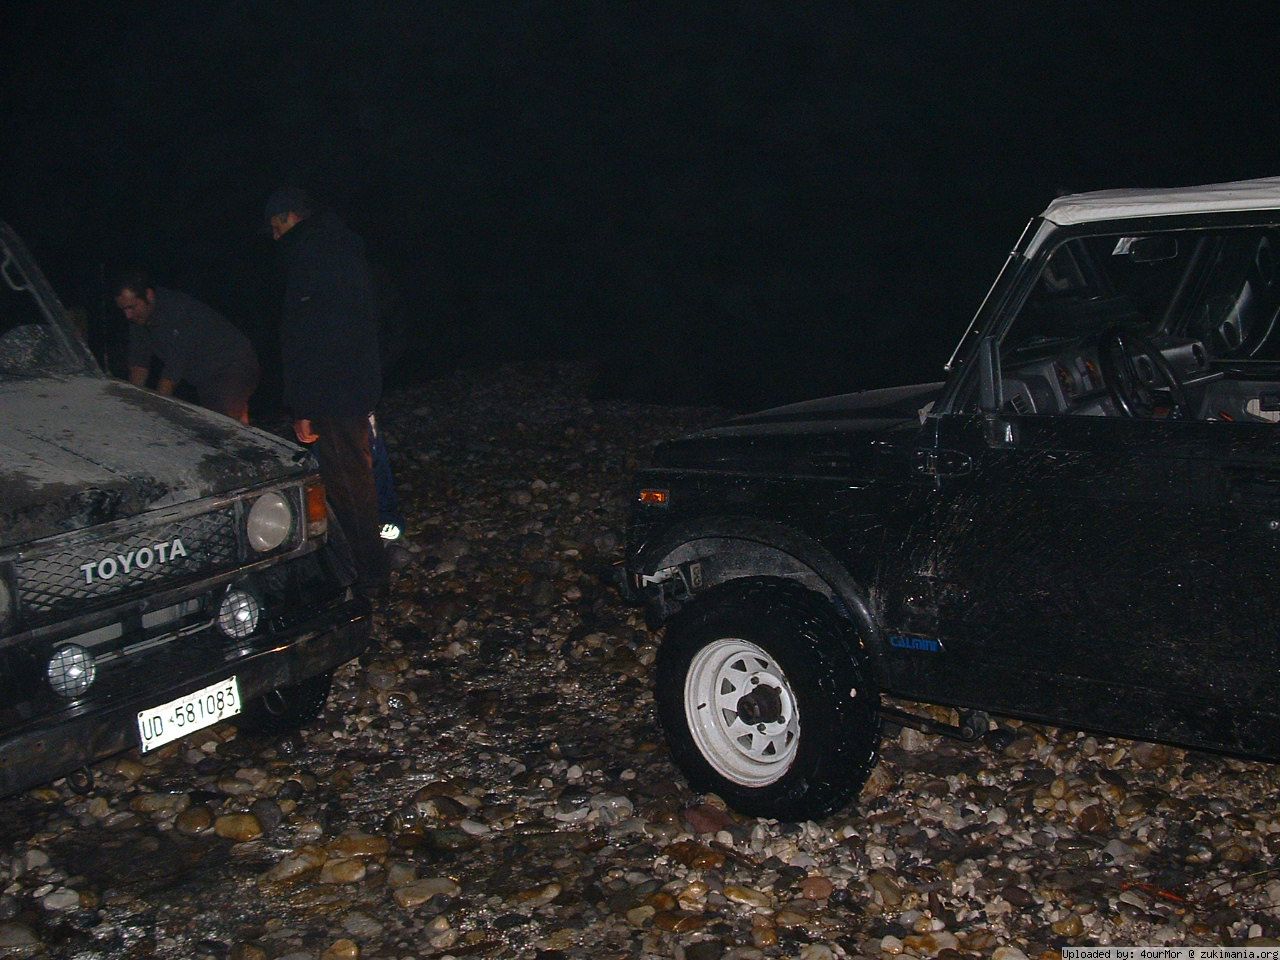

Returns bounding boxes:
[633,515,885,675]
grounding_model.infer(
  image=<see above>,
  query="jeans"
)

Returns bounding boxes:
[368,413,406,531]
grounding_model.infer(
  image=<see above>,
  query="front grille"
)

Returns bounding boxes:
[16,508,239,623]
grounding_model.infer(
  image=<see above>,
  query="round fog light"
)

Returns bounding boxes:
[48,644,95,698]
[218,588,261,639]
[247,492,292,552]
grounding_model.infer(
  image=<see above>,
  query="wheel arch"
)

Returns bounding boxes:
[639,516,884,673]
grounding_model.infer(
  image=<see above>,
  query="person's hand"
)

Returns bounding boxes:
[294,418,318,444]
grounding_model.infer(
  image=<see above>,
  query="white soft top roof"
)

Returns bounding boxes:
[1042,176,1280,227]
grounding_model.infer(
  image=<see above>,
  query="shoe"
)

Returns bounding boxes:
[380,523,402,541]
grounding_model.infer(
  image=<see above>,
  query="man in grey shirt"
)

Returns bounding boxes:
[114,271,260,423]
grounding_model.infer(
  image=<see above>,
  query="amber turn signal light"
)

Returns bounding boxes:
[638,488,669,506]
[305,481,329,537]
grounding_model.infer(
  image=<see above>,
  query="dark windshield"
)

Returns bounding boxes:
[0,231,95,380]
[1007,227,1280,361]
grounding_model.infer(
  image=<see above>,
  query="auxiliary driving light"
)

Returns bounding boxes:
[246,492,293,552]
[48,644,95,698]
[218,588,261,639]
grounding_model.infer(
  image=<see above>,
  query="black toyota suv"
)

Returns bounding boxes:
[626,177,1280,820]
[0,221,371,795]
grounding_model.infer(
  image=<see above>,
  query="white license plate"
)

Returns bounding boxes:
[137,676,241,752]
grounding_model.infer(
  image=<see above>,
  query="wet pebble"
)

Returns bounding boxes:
[214,813,263,843]
[176,805,215,835]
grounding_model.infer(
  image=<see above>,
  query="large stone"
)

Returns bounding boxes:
[41,888,80,911]
[113,758,148,781]
[260,846,328,885]
[514,882,561,907]
[1076,803,1111,834]
[903,931,959,956]
[393,877,461,909]
[625,905,655,926]
[320,939,360,960]
[723,885,771,909]
[130,792,183,814]
[653,910,707,932]
[664,840,725,870]
[868,870,903,907]
[320,859,367,884]
[800,876,834,901]
[682,802,735,835]
[175,805,215,835]
[860,762,896,800]
[327,832,391,858]
[214,813,263,843]
[1052,914,1084,938]
[0,922,39,950]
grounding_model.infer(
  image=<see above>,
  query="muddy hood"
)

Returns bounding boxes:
[0,376,311,548]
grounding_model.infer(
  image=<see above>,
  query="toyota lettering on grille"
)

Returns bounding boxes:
[79,538,189,585]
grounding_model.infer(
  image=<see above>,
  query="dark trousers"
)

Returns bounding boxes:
[313,414,389,593]
[200,361,260,424]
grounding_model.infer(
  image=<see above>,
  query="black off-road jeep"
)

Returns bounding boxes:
[0,222,370,795]
[626,177,1280,820]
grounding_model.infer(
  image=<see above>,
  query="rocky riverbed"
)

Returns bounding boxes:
[2,364,1280,960]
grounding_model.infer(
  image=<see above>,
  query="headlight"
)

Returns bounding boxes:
[246,492,292,552]
[48,645,95,698]
[218,588,260,639]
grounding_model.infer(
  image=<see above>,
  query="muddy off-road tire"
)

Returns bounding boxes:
[238,672,334,736]
[656,579,880,820]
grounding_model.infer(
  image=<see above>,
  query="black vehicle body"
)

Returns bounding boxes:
[0,221,370,795]
[626,179,1280,818]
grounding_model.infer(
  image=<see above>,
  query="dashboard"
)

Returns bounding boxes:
[1000,336,1212,418]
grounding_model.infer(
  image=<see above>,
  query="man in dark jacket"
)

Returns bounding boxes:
[266,188,389,598]
[114,273,259,423]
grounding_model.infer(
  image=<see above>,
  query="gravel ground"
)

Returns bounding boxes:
[2,364,1279,960]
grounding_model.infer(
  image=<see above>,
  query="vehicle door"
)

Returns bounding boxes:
[884,230,1243,741]
[1164,230,1280,754]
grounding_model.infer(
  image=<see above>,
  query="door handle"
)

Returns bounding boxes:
[983,414,1019,448]
[1224,470,1280,531]
[915,449,973,478]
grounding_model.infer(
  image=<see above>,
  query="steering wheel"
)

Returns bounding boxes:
[1095,326,1190,419]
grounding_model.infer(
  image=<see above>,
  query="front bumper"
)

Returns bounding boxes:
[0,595,371,796]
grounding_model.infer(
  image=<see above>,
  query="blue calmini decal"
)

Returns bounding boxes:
[888,634,943,653]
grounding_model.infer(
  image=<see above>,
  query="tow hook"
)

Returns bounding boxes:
[66,767,95,795]
[630,561,704,626]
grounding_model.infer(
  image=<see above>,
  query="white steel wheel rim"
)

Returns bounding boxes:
[684,637,800,787]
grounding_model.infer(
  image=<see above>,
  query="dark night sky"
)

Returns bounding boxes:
[4,2,1280,409]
